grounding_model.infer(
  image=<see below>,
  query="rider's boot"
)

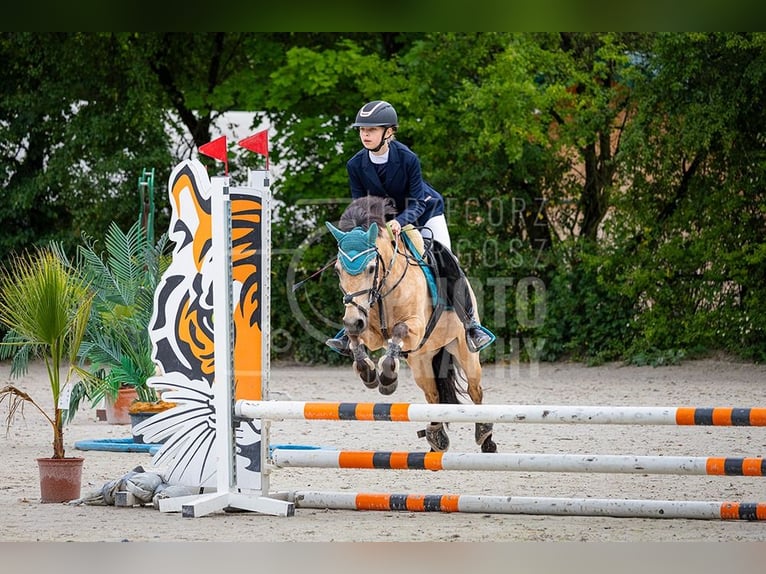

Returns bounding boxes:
[326,329,352,356]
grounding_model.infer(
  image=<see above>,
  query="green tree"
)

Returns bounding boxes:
[614,32,766,361]
[0,33,174,259]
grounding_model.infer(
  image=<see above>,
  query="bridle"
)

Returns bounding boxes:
[338,238,411,340]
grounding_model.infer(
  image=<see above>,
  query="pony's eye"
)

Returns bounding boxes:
[367,263,375,275]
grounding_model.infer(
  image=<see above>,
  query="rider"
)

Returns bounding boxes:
[326,100,494,355]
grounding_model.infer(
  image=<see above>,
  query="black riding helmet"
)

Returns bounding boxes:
[353,101,398,152]
[352,100,398,129]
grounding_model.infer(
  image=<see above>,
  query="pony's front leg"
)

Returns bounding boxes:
[350,337,378,389]
[376,323,408,395]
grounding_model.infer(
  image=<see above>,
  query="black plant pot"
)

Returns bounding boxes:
[129,412,167,444]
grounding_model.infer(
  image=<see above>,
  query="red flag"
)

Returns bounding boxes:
[238,129,269,169]
[199,136,229,174]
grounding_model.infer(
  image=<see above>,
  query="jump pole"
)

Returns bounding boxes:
[237,400,766,426]
[289,491,766,520]
[271,449,766,477]
[242,398,766,520]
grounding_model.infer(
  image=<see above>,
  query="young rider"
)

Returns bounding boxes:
[326,100,493,355]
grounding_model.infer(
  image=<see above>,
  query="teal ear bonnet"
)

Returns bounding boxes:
[326,222,379,275]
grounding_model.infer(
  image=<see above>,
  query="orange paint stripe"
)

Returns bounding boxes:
[750,408,766,426]
[675,407,696,425]
[706,458,726,475]
[389,452,410,469]
[424,452,444,471]
[719,502,766,520]
[720,502,740,519]
[441,495,461,512]
[712,408,732,425]
[355,403,375,421]
[742,458,764,476]
[338,451,375,469]
[406,495,426,511]
[390,403,411,421]
[355,493,390,510]
[304,402,341,420]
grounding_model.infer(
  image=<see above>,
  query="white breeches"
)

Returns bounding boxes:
[420,214,452,252]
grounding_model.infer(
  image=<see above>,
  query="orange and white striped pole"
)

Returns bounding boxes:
[272,448,766,476]
[237,400,766,426]
[290,491,766,520]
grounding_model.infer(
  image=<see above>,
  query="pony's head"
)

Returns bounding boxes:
[326,196,401,339]
[326,221,385,337]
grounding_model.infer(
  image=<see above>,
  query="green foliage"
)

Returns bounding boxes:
[627,348,687,367]
[612,32,766,363]
[537,241,635,363]
[0,33,174,261]
[74,220,169,403]
[0,246,92,458]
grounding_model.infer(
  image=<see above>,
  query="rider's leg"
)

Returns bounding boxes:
[421,214,451,252]
[430,241,495,353]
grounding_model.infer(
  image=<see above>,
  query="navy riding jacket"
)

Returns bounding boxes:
[347,140,445,228]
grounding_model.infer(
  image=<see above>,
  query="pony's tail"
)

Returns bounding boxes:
[432,348,464,404]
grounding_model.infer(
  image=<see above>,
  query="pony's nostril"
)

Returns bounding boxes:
[344,318,365,335]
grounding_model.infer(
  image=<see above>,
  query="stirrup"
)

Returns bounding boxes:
[466,324,495,353]
[325,331,351,356]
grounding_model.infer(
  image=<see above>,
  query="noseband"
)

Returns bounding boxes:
[338,239,410,338]
[341,250,384,315]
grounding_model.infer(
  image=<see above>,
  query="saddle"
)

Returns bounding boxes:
[398,225,480,330]
[399,226,448,309]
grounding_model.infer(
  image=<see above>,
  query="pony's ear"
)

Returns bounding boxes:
[325,222,345,243]
[367,222,378,242]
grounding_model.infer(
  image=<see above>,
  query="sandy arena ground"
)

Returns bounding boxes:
[1,357,765,543]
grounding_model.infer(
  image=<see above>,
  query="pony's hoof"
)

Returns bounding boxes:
[475,422,494,446]
[354,358,378,389]
[377,355,399,382]
[378,380,397,395]
[376,367,398,394]
[357,366,378,389]
[425,422,450,452]
[480,436,497,453]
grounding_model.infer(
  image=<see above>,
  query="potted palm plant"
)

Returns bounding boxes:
[0,245,93,503]
[75,220,173,427]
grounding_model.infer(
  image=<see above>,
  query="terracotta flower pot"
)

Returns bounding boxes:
[105,387,139,425]
[36,457,84,503]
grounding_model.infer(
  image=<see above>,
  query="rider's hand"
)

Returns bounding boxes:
[389,219,401,236]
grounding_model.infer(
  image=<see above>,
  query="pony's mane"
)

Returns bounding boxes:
[338,196,397,234]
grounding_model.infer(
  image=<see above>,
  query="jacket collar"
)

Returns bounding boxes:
[362,140,402,186]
